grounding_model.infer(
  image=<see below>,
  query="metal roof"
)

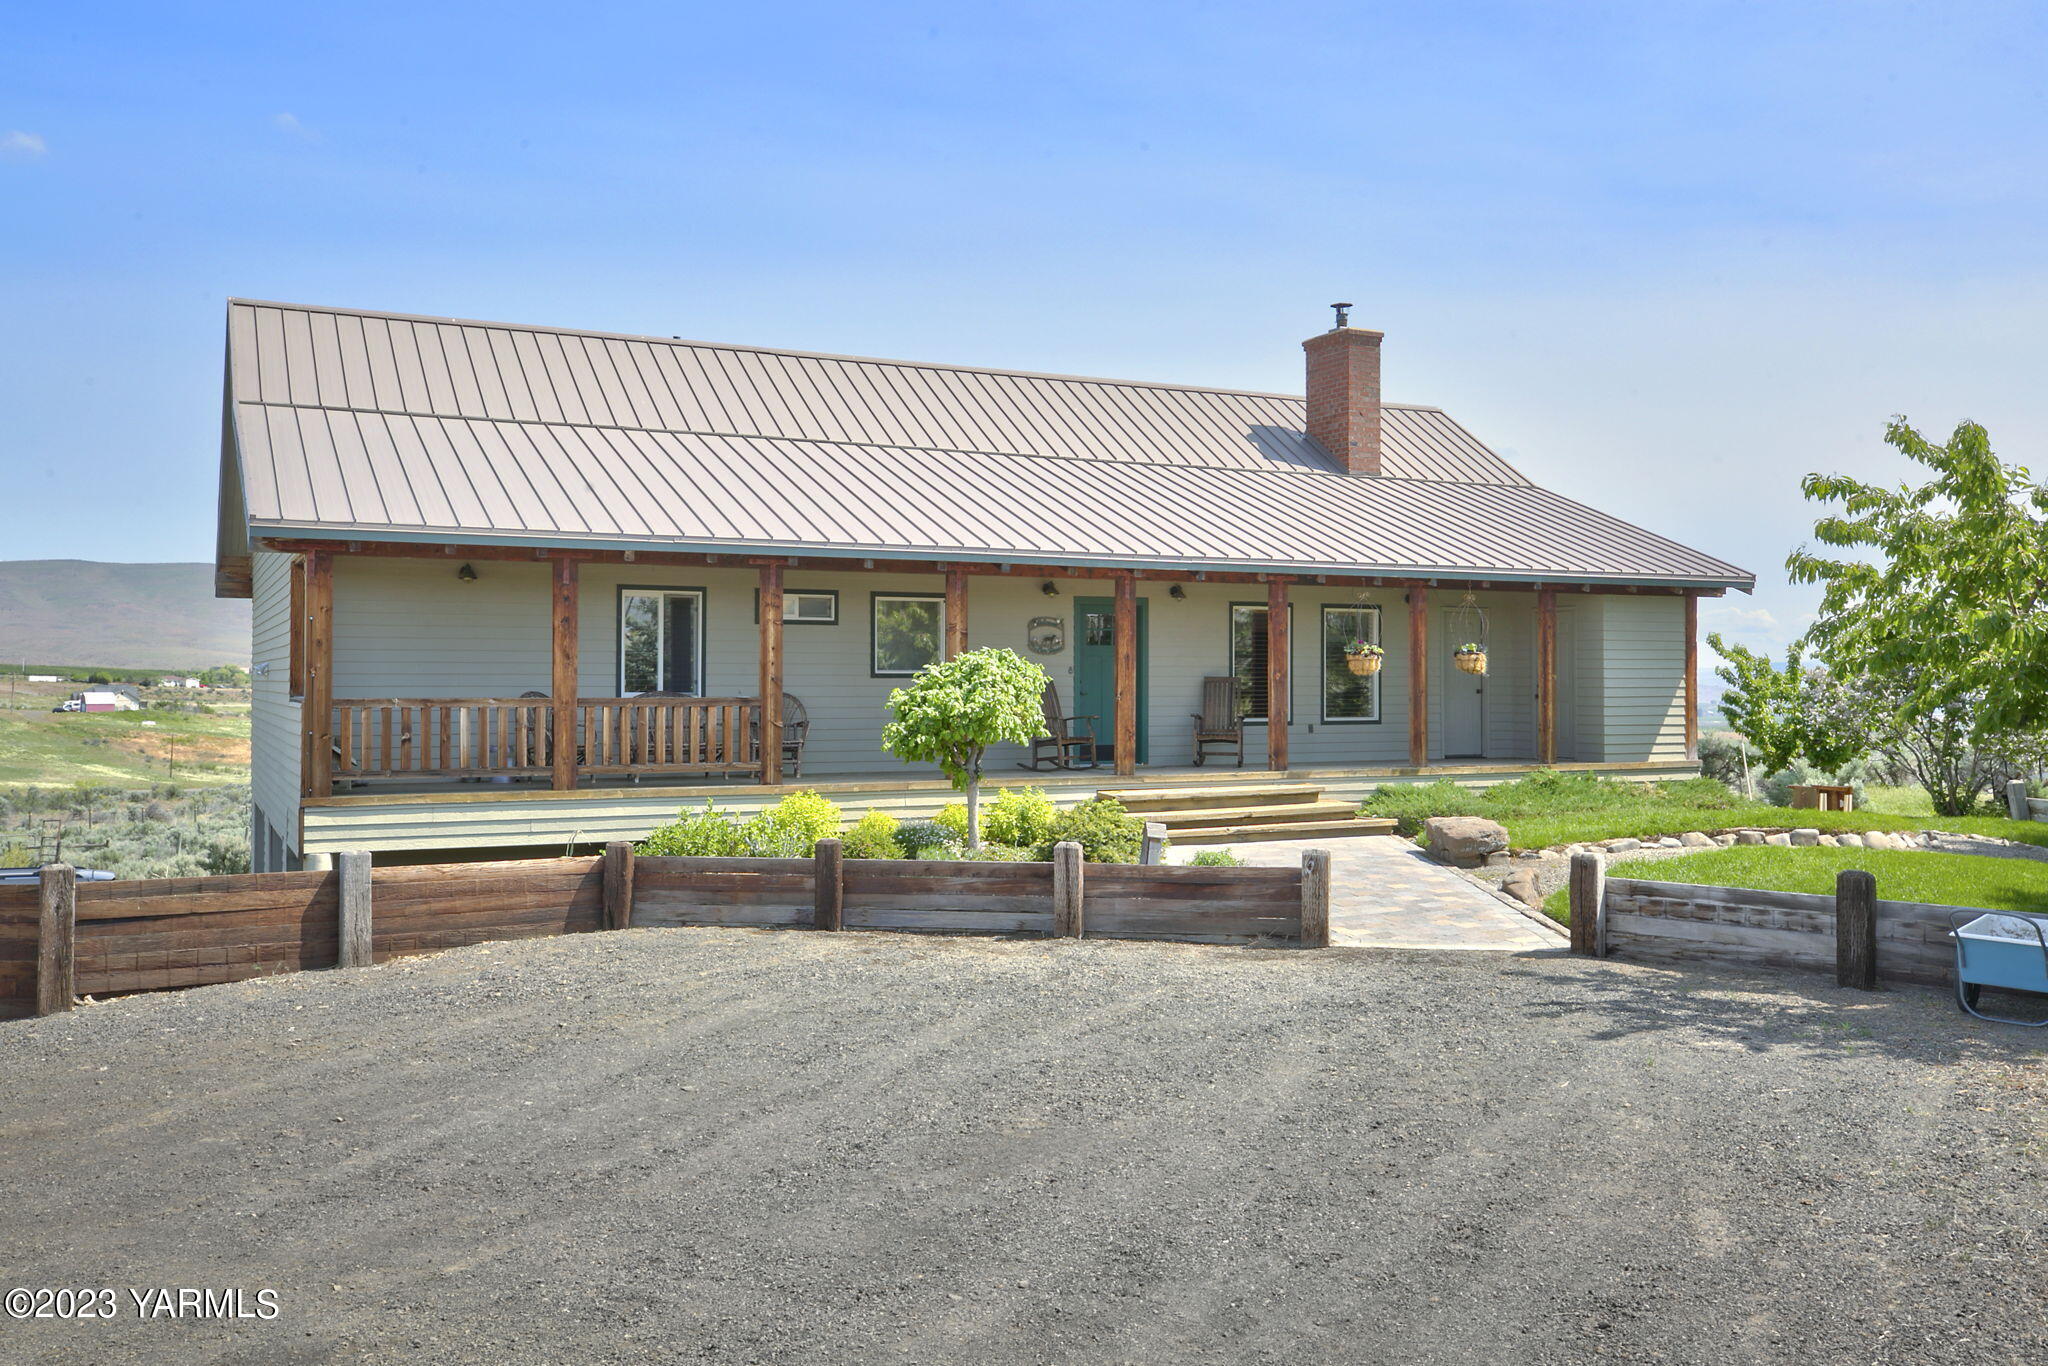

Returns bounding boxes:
[221,300,1752,588]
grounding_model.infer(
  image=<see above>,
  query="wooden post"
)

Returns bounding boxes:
[814,837,844,930]
[1052,840,1084,937]
[1408,582,1429,768]
[1114,571,1138,777]
[551,556,579,791]
[300,548,334,799]
[337,851,373,968]
[604,840,636,931]
[1835,868,1877,990]
[1140,822,1167,866]
[1266,577,1289,771]
[1299,848,1331,948]
[1536,585,1557,765]
[2008,778,2032,823]
[1568,850,1605,957]
[1683,591,1699,763]
[759,561,784,785]
[35,863,75,1016]
[944,565,970,660]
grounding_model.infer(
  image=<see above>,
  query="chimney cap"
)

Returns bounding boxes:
[1330,302,1354,329]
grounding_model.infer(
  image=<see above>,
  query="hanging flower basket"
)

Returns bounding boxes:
[1454,644,1488,676]
[1343,640,1384,676]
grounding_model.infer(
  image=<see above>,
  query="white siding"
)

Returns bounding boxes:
[249,550,301,863]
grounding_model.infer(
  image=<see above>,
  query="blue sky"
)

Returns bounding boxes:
[3,1,2045,659]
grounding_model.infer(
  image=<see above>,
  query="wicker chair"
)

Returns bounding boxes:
[1191,676,1244,766]
[1020,682,1099,770]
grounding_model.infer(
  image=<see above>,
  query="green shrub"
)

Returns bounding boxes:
[636,802,746,857]
[1187,848,1244,867]
[934,803,971,842]
[983,786,1057,850]
[897,819,963,859]
[764,790,844,844]
[1647,776,1743,808]
[963,841,1041,862]
[1047,797,1144,863]
[841,809,903,860]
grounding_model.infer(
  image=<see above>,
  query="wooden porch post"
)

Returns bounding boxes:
[944,565,969,659]
[1113,571,1138,777]
[759,561,784,784]
[1536,585,1558,765]
[1266,577,1289,771]
[551,556,579,791]
[1683,591,1699,762]
[300,548,334,799]
[1407,582,1429,768]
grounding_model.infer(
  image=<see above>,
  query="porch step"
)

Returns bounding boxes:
[1169,816,1399,845]
[1098,782,1325,812]
[1142,799,1362,828]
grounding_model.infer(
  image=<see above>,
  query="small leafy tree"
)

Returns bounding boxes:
[1788,418,2048,741]
[1707,634,1868,778]
[880,648,1048,849]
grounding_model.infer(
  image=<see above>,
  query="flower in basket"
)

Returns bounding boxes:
[1455,642,1484,655]
[1343,639,1384,658]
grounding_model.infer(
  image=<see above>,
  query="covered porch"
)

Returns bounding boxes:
[280,538,1708,801]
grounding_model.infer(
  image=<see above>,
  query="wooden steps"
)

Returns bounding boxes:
[1097,781,1392,845]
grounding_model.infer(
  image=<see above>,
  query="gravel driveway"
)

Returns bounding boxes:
[4,929,2046,1364]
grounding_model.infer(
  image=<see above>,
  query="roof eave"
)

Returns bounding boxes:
[247,522,1755,593]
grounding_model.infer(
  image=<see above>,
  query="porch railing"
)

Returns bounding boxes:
[329,697,761,784]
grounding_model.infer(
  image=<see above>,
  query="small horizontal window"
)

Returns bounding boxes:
[755,588,839,624]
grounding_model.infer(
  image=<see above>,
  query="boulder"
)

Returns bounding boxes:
[1484,852,1513,869]
[1500,868,1545,907]
[1764,832,1793,847]
[1790,828,1821,847]
[1680,832,1716,848]
[1734,830,1765,846]
[1862,831,1895,851]
[1656,836,1684,848]
[1424,816,1510,868]
[1605,837,1643,854]
[1515,848,1546,861]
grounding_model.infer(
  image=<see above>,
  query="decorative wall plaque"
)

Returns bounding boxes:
[1026,616,1066,655]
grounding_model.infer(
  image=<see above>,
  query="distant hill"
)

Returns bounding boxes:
[0,561,250,670]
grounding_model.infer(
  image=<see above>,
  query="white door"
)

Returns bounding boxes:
[1441,609,1486,757]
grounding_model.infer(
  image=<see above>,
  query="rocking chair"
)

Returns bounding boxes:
[1020,682,1099,770]
[1191,676,1245,767]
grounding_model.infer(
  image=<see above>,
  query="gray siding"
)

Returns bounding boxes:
[249,550,301,861]
[302,558,1687,783]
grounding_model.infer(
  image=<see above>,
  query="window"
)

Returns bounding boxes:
[1321,604,1382,723]
[618,587,704,694]
[872,593,946,676]
[753,588,839,624]
[1230,603,1292,723]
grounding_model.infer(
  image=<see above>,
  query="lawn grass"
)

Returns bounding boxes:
[1541,845,2048,923]
[1363,771,2048,852]
[0,707,250,788]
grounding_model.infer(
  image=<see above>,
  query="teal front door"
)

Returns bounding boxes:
[1073,597,1148,765]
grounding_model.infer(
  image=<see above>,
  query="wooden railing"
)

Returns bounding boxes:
[578,697,759,775]
[328,697,760,785]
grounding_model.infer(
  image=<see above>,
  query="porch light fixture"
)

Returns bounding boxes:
[1040,581,1058,597]
[457,563,478,582]
[1169,584,1186,600]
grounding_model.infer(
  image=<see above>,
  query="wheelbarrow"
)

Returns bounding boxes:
[1949,910,2048,1026]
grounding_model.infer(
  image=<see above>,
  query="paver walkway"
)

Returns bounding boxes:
[1169,834,1564,950]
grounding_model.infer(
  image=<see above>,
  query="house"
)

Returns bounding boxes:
[72,688,141,713]
[213,299,1751,870]
[160,676,203,689]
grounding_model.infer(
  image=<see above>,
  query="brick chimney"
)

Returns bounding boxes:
[1303,307,1383,476]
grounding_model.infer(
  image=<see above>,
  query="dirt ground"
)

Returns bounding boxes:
[4,929,2047,1365]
